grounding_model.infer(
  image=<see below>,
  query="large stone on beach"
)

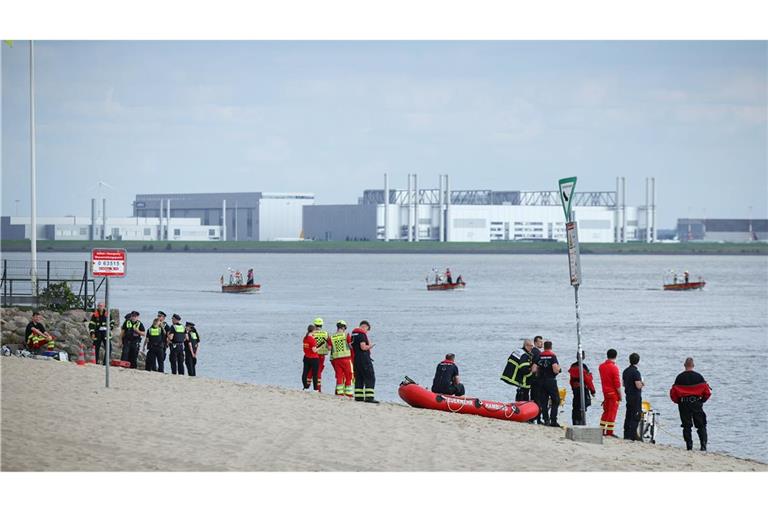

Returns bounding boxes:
[565,426,603,445]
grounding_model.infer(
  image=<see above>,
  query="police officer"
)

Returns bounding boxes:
[185,321,200,376]
[88,302,113,365]
[166,314,187,375]
[536,340,561,427]
[351,320,378,403]
[670,357,711,451]
[143,318,165,372]
[622,352,644,441]
[500,339,537,402]
[120,311,146,369]
[156,311,171,370]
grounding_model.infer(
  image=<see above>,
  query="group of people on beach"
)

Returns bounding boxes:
[88,305,201,376]
[301,317,378,402]
[501,336,712,450]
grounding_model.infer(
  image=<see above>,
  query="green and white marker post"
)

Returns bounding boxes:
[558,176,587,425]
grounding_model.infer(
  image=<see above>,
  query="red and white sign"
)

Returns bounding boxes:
[91,248,127,277]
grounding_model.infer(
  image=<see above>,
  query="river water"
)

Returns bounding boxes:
[29,252,768,463]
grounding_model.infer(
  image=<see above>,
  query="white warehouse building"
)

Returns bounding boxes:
[303,175,657,243]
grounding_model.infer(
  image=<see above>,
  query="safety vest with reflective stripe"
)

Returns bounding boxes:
[329,332,351,360]
[170,323,186,345]
[500,348,533,389]
[313,330,329,356]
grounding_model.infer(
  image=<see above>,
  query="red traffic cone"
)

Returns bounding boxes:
[77,344,86,366]
[87,345,96,364]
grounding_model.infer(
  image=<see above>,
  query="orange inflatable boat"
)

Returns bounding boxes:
[398,377,539,422]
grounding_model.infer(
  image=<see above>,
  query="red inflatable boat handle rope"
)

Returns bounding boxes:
[443,396,467,413]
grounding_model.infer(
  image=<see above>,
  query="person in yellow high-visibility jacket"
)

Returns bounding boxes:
[329,321,354,397]
[25,311,54,353]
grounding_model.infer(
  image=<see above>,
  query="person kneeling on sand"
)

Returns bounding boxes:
[431,353,465,396]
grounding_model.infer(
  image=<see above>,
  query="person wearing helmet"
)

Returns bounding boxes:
[329,320,354,397]
[305,317,329,392]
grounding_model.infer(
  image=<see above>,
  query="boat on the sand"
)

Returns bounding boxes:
[398,377,538,422]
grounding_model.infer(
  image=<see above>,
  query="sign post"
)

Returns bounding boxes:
[558,177,587,426]
[91,248,127,388]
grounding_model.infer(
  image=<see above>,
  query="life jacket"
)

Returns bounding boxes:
[500,348,532,389]
[670,371,712,404]
[170,323,186,345]
[329,332,351,360]
[313,330,329,356]
[599,359,621,399]
[568,362,596,393]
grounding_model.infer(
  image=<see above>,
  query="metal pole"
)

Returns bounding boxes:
[105,277,110,387]
[571,210,586,425]
[407,175,412,242]
[414,173,419,242]
[30,40,38,295]
[384,173,389,242]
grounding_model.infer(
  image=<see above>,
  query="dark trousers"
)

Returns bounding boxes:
[515,387,530,402]
[302,357,319,390]
[436,383,465,396]
[571,387,592,426]
[145,345,164,372]
[353,359,376,401]
[679,399,707,449]
[530,380,541,421]
[93,332,107,364]
[126,341,140,369]
[120,339,131,362]
[185,350,197,377]
[169,345,185,375]
[623,396,642,440]
[538,379,560,424]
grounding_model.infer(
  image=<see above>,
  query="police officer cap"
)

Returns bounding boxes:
[131,311,140,316]
[185,321,195,327]
[313,317,323,326]
[157,311,167,317]
[172,313,181,321]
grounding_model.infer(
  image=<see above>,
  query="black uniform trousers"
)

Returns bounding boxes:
[529,378,542,422]
[93,331,107,365]
[515,387,530,402]
[570,387,592,425]
[123,340,140,369]
[353,358,375,401]
[537,378,560,424]
[678,398,707,448]
[185,348,197,377]
[302,357,319,390]
[623,395,642,440]
[145,345,165,372]
[169,344,185,375]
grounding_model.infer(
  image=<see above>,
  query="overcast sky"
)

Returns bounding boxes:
[2,40,766,227]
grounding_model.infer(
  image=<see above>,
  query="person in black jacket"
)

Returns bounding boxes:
[350,321,377,403]
[670,358,712,451]
[431,353,465,396]
[184,322,200,376]
[622,353,644,441]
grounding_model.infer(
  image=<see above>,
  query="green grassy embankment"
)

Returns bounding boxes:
[1,239,766,255]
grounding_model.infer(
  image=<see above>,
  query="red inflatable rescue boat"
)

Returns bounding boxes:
[110,360,131,368]
[398,377,538,422]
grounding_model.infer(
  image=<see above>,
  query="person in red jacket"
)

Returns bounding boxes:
[670,357,712,451]
[569,351,596,426]
[302,324,320,391]
[598,349,622,437]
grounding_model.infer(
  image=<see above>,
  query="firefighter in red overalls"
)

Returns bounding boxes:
[598,348,622,437]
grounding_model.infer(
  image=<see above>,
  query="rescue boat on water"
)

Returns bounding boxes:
[426,282,466,291]
[663,281,705,291]
[221,283,261,293]
[398,377,539,422]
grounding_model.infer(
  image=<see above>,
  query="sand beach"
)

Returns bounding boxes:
[1,357,764,472]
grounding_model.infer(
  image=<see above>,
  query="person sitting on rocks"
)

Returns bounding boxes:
[25,311,54,353]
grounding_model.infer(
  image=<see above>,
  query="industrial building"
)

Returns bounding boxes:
[1,215,221,242]
[133,192,314,241]
[676,218,768,242]
[303,175,659,243]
